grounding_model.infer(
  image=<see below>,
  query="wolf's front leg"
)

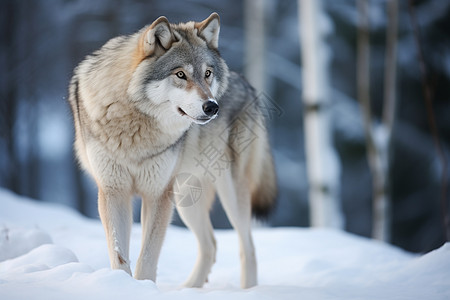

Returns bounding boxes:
[98,187,133,275]
[134,194,173,281]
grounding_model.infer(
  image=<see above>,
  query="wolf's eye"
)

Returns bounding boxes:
[205,70,212,78]
[176,71,186,79]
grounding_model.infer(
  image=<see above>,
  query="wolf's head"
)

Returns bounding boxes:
[128,13,229,128]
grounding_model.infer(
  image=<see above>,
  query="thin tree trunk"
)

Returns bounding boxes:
[299,0,344,228]
[377,0,399,242]
[0,0,20,194]
[357,0,397,242]
[408,0,450,241]
[25,0,40,200]
[244,0,266,94]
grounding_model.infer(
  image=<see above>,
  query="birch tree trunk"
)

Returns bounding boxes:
[244,0,266,94]
[357,0,398,242]
[298,0,344,228]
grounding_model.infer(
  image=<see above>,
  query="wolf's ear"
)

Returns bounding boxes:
[143,16,177,56]
[196,13,220,48]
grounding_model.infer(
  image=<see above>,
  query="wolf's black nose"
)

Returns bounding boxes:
[203,100,219,117]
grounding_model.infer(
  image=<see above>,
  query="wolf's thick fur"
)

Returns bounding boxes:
[68,13,276,288]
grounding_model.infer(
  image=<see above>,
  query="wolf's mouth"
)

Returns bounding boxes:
[177,107,187,116]
[177,107,213,125]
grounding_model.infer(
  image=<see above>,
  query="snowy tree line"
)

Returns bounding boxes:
[1,0,449,253]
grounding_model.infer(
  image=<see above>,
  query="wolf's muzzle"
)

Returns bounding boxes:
[202,100,219,117]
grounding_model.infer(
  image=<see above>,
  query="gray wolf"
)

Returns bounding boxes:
[68,12,276,288]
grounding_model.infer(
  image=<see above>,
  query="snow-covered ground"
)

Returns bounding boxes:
[0,188,449,300]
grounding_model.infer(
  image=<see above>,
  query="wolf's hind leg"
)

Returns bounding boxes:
[98,188,133,275]
[175,179,216,288]
[216,169,257,288]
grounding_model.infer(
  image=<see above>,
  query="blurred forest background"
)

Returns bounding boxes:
[1,0,449,254]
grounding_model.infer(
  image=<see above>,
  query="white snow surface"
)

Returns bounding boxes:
[0,188,449,300]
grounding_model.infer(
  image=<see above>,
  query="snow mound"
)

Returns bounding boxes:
[389,243,450,286]
[0,244,78,274]
[0,227,52,261]
[0,188,449,300]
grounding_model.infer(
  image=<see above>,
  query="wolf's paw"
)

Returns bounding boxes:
[182,277,206,288]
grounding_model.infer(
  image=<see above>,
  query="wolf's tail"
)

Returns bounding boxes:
[249,124,277,220]
[251,152,277,219]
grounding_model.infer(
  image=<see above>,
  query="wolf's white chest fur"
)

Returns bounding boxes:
[84,100,184,197]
